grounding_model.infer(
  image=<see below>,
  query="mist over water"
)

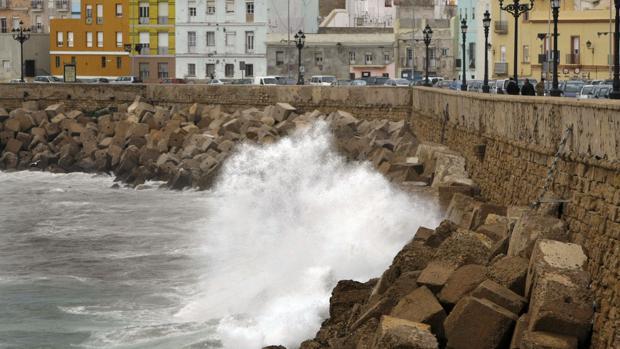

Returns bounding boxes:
[179,122,440,348]
[0,122,439,349]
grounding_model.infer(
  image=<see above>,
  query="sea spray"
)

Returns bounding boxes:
[177,121,440,348]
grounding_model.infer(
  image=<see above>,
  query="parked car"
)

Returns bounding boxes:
[275,77,297,85]
[8,79,24,83]
[252,76,279,85]
[351,80,367,86]
[111,76,142,84]
[467,80,484,92]
[489,80,498,94]
[363,76,390,86]
[496,78,538,94]
[33,75,63,83]
[331,80,352,86]
[160,78,187,84]
[577,85,595,99]
[384,79,411,87]
[309,75,337,86]
[207,79,225,85]
[592,84,612,99]
[80,78,110,83]
[562,80,586,98]
[435,80,452,89]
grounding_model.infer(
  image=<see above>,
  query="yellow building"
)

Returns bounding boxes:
[50,1,130,78]
[491,0,614,81]
[128,0,175,83]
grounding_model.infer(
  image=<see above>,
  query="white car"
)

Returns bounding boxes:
[384,79,412,87]
[208,79,225,85]
[309,75,336,86]
[252,76,279,85]
[33,76,63,83]
[111,76,142,84]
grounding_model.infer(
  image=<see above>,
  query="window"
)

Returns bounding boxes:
[468,42,475,68]
[365,53,373,65]
[225,63,234,77]
[523,45,530,63]
[500,45,506,62]
[116,32,123,48]
[96,4,103,23]
[97,32,103,48]
[139,63,149,81]
[158,32,169,54]
[187,63,196,77]
[139,2,149,24]
[245,63,253,77]
[189,1,197,17]
[101,56,106,68]
[55,56,60,68]
[207,0,216,14]
[349,51,355,63]
[116,3,123,16]
[86,4,92,19]
[188,31,196,52]
[206,31,215,46]
[1,60,9,71]
[116,56,122,69]
[246,1,254,14]
[0,18,7,33]
[245,31,254,52]
[206,63,215,77]
[158,2,168,24]
[56,32,64,47]
[86,32,93,47]
[71,56,76,65]
[225,31,236,47]
[226,0,235,13]
[158,62,169,79]
[441,48,449,56]
[385,0,392,6]
[384,53,390,64]
[67,31,74,47]
[315,52,323,65]
[276,51,284,65]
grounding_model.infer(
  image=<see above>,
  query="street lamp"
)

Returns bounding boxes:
[423,24,432,87]
[610,0,620,99]
[294,30,306,85]
[460,18,468,91]
[550,0,562,97]
[499,0,535,93]
[11,21,31,83]
[482,10,492,93]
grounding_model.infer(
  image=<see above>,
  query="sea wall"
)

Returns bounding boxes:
[411,87,620,349]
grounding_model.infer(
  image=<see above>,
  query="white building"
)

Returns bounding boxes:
[176,0,319,80]
[320,0,395,28]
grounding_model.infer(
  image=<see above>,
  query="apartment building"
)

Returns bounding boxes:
[457,0,491,80]
[320,0,395,28]
[128,0,175,82]
[0,0,73,34]
[175,0,319,80]
[50,0,130,78]
[0,0,32,32]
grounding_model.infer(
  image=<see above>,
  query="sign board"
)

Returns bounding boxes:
[300,66,305,73]
[63,64,77,83]
[239,61,246,70]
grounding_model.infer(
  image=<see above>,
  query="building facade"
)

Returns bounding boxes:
[1,0,34,32]
[320,0,395,28]
[266,29,395,79]
[457,0,491,80]
[0,32,50,81]
[50,0,130,78]
[491,0,614,80]
[0,0,74,34]
[128,0,175,82]
[175,0,319,80]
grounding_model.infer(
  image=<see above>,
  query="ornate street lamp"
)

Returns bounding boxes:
[294,30,306,85]
[549,0,562,97]
[423,25,433,87]
[460,18,468,91]
[11,21,31,83]
[610,0,620,99]
[499,0,535,93]
[482,11,492,93]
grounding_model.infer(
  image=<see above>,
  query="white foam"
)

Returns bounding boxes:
[174,121,440,348]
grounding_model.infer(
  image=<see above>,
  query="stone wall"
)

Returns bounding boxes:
[411,87,620,349]
[0,84,412,121]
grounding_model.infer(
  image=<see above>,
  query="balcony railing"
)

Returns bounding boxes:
[56,0,69,10]
[494,62,509,75]
[139,17,150,24]
[565,53,580,65]
[158,16,168,24]
[31,0,43,10]
[158,47,169,55]
[494,20,508,34]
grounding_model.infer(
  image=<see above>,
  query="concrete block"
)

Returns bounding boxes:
[425,220,458,248]
[433,230,494,266]
[471,280,527,315]
[390,286,446,338]
[413,226,434,243]
[488,255,529,296]
[371,316,438,349]
[417,261,457,293]
[510,314,530,349]
[507,214,568,259]
[438,264,487,309]
[520,331,578,349]
[444,296,518,349]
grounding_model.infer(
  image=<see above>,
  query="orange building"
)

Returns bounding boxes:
[50,0,130,78]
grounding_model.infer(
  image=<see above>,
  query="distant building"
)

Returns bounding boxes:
[0,32,50,81]
[0,0,73,34]
[266,29,395,80]
[49,0,131,78]
[457,0,491,81]
[175,0,319,80]
[320,0,395,28]
[128,0,176,83]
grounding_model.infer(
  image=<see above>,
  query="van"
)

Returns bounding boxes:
[309,75,336,86]
[252,76,279,85]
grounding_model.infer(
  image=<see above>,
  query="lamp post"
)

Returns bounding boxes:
[294,30,305,85]
[550,0,562,97]
[460,18,468,91]
[482,10,491,93]
[610,0,620,99]
[499,0,535,93]
[423,24,432,87]
[11,21,31,83]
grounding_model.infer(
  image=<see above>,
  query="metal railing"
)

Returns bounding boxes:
[139,17,150,24]
[565,53,580,65]
[494,62,509,75]
[494,20,508,34]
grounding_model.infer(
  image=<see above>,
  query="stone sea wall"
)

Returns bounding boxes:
[411,88,620,349]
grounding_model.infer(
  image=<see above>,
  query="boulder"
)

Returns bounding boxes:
[168,168,192,190]
[45,103,65,116]
[371,316,438,349]
[4,118,22,132]
[271,103,296,122]
[510,314,530,349]
[425,220,458,248]
[390,286,446,339]
[66,110,83,120]
[487,255,529,296]
[507,214,568,259]
[431,151,471,188]
[0,108,9,122]
[444,297,518,349]
[413,226,434,243]
[417,261,457,293]
[433,230,494,267]
[519,331,578,349]
[22,100,39,111]
[445,193,478,229]
[0,151,18,169]
[470,280,527,315]
[5,138,23,154]
[438,264,487,309]
[414,142,449,177]
[328,280,373,321]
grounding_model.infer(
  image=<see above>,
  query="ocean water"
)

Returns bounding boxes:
[0,123,440,349]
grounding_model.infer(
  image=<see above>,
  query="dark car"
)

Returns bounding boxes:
[160,78,187,84]
[363,76,390,86]
[562,80,585,98]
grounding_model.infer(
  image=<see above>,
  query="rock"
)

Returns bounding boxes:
[4,118,22,132]
[66,110,83,120]
[45,103,65,116]
[438,183,476,207]
[438,264,487,309]
[15,113,35,131]
[507,214,568,259]
[444,297,518,349]
[519,331,578,349]
[369,270,420,308]
[0,151,18,169]
[413,226,434,243]
[510,314,530,349]
[271,103,296,122]
[433,230,494,267]
[390,286,447,339]
[5,138,23,154]
[22,100,39,111]
[445,193,478,229]
[425,220,458,248]
[0,108,9,122]
[115,145,140,177]
[431,151,470,188]
[262,346,287,349]
[487,255,529,296]
[371,316,438,349]
[168,168,192,190]
[329,280,373,321]
[470,280,527,315]
[414,142,449,177]
[476,221,511,242]
[417,261,457,293]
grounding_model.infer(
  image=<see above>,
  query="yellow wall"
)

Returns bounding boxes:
[50,0,130,77]
[128,0,175,55]
[491,0,614,80]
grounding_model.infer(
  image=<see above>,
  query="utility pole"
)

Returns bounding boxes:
[287,0,291,78]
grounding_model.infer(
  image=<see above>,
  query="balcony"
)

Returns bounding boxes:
[158,16,168,24]
[0,0,9,9]
[494,62,509,75]
[56,0,69,11]
[139,17,150,25]
[31,0,43,10]
[565,53,580,65]
[158,47,169,55]
[494,20,508,34]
